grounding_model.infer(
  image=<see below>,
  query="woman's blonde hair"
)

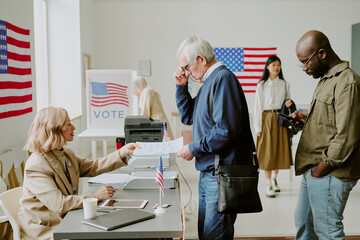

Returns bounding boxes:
[25,107,69,153]
[132,76,148,95]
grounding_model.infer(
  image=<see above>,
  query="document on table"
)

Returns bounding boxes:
[133,137,183,155]
[88,173,135,184]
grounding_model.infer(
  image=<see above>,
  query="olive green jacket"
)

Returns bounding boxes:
[295,61,360,180]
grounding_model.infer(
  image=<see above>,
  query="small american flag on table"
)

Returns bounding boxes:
[155,156,164,196]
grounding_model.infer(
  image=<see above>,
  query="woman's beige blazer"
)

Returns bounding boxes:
[17,147,127,240]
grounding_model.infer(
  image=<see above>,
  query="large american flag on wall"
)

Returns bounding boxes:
[0,20,32,119]
[214,47,276,93]
[90,81,129,107]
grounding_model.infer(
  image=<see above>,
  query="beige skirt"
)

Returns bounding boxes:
[256,111,293,171]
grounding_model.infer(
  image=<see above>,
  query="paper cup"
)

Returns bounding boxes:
[83,198,98,219]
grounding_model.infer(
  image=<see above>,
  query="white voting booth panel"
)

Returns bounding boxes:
[78,70,138,158]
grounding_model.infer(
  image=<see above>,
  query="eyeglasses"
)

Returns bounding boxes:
[297,49,319,69]
[181,64,190,72]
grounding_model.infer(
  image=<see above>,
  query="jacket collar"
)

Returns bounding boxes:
[205,64,227,82]
[322,61,349,81]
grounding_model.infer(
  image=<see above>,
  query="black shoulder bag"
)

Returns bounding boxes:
[209,77,263,214]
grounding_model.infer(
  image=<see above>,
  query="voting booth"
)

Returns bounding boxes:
[85,69,137,130]
[78,69,138,158]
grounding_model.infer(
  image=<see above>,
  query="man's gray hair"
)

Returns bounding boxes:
[176,36,215,64]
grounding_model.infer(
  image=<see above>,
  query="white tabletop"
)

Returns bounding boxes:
[77,128,125,140]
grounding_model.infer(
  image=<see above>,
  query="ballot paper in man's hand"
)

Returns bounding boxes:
[133,137,183,155]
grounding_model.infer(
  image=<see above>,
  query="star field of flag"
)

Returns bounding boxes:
[214,47,277,93]
[214,48,244,72]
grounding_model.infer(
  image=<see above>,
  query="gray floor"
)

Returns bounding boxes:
[176,157,360,239]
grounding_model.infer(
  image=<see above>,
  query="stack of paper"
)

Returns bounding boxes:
[133,137,183,155]
[131,171,177,179]
[88,173,135,184]
[128,153,170,167]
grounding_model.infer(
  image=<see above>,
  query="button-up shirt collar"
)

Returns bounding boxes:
[203,61,224,82]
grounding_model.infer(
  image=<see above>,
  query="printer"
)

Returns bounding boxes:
[124,116,165,143]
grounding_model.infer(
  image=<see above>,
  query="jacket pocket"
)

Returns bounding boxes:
[312,93,335,125]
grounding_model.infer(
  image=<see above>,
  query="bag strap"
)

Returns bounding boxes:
[208,75,259,170]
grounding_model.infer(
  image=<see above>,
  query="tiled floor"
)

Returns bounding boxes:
[176,157,360,239]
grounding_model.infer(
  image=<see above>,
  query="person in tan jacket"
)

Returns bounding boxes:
[17,107,139,240]
[132,76,174,140]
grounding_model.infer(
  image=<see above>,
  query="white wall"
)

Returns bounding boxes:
[89,0,360,123]
[0,0,35,154]
[78,0,96,156]
[47,0,82,116]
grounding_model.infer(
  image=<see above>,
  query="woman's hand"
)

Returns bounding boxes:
[119,142,141,159]
[285,99,293,108]
[93,185,115,201]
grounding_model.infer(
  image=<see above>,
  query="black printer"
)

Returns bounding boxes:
[124,116,165,143]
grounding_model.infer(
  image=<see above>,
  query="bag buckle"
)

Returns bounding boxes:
[227,176,231,187]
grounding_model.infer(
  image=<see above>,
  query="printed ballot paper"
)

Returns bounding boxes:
[133,137,183,155]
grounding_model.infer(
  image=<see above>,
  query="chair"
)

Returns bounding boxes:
[0,187,23,240]
[0,150,21,239]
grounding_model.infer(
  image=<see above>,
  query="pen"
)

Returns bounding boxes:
[134,166,155,169]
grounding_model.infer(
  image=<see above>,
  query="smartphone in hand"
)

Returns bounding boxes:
[277,113,298,121]
[277,113,304,127]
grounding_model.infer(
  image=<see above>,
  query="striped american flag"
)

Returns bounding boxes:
[155,156,164,196]
[162,124,171,142]
[90,81,129,107]
[0,20,32,119]
[213,47,277,93]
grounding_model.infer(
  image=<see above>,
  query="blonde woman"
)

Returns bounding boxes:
[132,76,174,139]
[17,107,139,240]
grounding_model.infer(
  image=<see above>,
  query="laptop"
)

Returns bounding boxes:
[81,208,156,231]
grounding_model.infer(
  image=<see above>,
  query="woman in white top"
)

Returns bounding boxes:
[132,77,174,140]
[254,56,293,198]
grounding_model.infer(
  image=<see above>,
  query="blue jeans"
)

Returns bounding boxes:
[198,171,237,240]
[294,168,357,240]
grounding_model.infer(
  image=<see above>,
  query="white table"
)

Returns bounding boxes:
[77,128,125,159]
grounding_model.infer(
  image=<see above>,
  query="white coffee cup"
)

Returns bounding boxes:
[83,198,98,219]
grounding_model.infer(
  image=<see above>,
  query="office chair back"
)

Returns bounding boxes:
[0,187,23,240]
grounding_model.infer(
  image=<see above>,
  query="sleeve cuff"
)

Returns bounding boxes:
[188,143,197,157]
[322,149,341,168]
